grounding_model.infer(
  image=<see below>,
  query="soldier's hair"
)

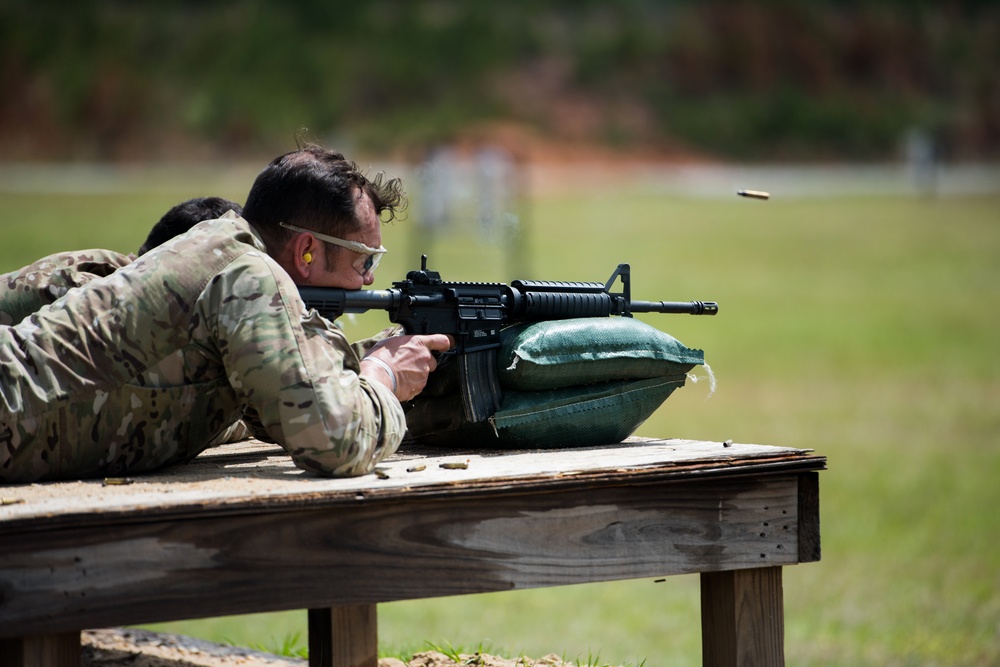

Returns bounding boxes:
[241,144,406,250]
[138,197,243,256]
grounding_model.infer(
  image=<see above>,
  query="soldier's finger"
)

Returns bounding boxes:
[422,334,455,352]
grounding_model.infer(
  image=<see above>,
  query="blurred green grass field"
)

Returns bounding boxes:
[2,177,998,666]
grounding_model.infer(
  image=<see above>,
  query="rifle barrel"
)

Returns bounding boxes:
[630,300,719,315]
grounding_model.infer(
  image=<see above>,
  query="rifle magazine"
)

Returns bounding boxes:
[458,349,502,423]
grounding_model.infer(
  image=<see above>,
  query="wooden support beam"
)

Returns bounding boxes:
[797,472,822,563]
[700,567,785,667]
[309,604,378,667]
[0,633,80,667]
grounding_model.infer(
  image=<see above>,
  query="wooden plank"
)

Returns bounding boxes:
[0,438,824,531]
[308,605,378,667]
[0,474,805,637]
[0,632,80,667]
[700,567,784,667]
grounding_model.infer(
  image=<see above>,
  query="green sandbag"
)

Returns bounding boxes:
[403,317,705,449]
[490,376,686,448]
[403,377,685,449]
[499,317,704,390]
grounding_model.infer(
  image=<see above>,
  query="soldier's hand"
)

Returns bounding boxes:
[360,334,454,402]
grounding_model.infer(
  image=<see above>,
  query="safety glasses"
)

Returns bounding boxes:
[279,221,387,275]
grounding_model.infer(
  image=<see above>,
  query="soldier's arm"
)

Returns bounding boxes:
[198,254,406,477]
[1,250,133,326]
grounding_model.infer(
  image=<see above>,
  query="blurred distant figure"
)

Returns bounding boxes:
[0,196,242,326]
[415,143,529,276]
[904,127,939,196]
[474,146,517,239]
[416,146,457,240]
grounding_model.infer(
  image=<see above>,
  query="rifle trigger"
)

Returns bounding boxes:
[434,349,457,363]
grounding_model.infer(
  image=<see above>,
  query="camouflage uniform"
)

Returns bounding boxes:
[0,249,134,326]
[1,246,253,448]
[0,213,405,483]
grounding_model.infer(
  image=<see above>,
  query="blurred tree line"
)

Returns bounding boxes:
[1,0,996,162]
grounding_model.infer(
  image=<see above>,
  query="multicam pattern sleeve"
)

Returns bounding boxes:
[0,249,134,326]
[192,247,405,477]
[0,214,405,483]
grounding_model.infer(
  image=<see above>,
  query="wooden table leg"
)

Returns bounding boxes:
[700,567,785,667]
[0,632,81,667]
[309,604,378,667]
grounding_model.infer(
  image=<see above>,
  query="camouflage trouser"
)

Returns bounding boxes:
[0,375,248,484]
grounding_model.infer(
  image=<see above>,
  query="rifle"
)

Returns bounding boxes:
[299,256,718,423]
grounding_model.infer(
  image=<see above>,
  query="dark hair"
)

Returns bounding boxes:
[241,145,406,250]
[138,196,243,255]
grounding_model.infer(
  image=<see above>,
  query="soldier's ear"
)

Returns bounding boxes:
[286,232,319,283]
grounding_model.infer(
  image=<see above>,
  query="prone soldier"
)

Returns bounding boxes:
[0,146,450,483]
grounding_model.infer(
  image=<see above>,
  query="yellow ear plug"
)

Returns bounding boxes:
[303,252,313,264]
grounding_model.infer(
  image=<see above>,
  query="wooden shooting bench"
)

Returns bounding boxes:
[0,437,824,667]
